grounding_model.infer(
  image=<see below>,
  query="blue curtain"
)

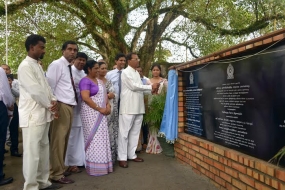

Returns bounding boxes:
[159,69,178,144]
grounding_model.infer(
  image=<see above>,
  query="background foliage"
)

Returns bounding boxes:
[0,0,285,74]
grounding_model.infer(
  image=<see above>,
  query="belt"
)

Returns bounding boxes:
[57,101,74,108]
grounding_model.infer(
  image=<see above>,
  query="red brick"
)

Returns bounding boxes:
[213,161,225,171]
[246,168,253,176]
[192,145,200,152]
[246,44,253,49]
[178,128,184,132]
[276,169,285,182]
[195,152,203,161]
[189,149,196,156]
[238,155,244,164]
[214,175,226,187]
[200,160,210,170]
[225,166,238,178]
[225,150,238,161]
[232,178,247,190]
[219,157,228,165]
[270,178,278,189]
[182,146,188,153]
[220,171,232,183]
[232,49,238,54]
[213,146,225,156]
[266,166,275,177]
[178,117,184,122]
[254,40,263,46]
[238,173,255,187]
[189,137,198,145]
[176,148,185,156]
[278,181,285,190]
[246,186,255,190]
[199,148,209,156]
[192,168,201,175]
[204,157,214,165]
[253,170,259,180]
[263,37,273,44]
[205,170,215,180]
[273,34,285,41]
[232,162,246,174]
[226,182,239,190]
[238,46,246,52]
[225,51,231,56]
[210,166,220,175]
[255,181,272,190]
[209,152,219,161]
[185,142,192,148]
[243,157,255,168]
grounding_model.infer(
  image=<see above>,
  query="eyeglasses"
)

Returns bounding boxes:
[131,58,140,61]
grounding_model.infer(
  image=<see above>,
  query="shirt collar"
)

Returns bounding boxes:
[128,66,137,72]
[60,56,71,66]
[25,56,38,64]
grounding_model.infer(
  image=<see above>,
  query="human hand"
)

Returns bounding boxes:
[108,92,115,99]
[7,104,14,111]
[49,101,58,113]
[98,107,110,115]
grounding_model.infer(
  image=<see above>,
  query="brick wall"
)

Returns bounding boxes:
[175,29,285,190]
[175,133,285,190]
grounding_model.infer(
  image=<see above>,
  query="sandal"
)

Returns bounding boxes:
[67,166,82,173]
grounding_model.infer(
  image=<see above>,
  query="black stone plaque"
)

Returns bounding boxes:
[183,41,285,161]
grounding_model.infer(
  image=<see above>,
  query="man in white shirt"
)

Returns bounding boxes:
[0,67,14,186]
[46,41,78,184]
[65,52,87,173]
[106,53,126,109]
[1,64,21,157]
[18,34,60,190]
[117,52,159,168]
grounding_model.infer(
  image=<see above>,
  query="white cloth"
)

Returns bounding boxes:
[22,122,52,190]
[17,56,56,128]
[0,67,14,107]
[65,65,86,166]
[106,68,123,101]
[11,79,19,97]
[117,114,143,160]
[64,127,85,166]
[46,56,77,106]
[119,66,152,114]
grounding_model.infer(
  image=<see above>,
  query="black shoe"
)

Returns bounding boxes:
[0,177,13,186]
[11,151,22,157]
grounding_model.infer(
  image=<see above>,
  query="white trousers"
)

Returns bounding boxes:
[117,114,143,161]
[22,122,51,190]
[64,127,85,166]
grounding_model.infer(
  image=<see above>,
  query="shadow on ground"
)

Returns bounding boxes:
[2,135,217,190]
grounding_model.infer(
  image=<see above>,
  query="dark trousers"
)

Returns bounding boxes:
[0,101,9,179]
[142,122,148,144]
[9,103,19,153]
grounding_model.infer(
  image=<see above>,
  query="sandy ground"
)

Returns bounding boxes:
[2,137,217,190]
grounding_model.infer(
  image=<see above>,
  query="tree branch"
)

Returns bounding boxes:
[162,37,199,58]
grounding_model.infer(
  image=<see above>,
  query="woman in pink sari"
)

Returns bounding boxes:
[79,60,113,176]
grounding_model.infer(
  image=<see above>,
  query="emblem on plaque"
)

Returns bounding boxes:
[189,72,194,84]
[227,64,234,79]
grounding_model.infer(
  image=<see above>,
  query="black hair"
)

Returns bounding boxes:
[25,34,46,52]
[126,52,137,61]
[115,53,126,61]
[76,52,88,60]
[83,60,98,74]
[7,74,14,80]
[98,61,106,67]
[150,63,163,77]
[61,41,78,51]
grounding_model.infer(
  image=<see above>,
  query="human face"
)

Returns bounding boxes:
[136,67,144,78]
[152,66,161,77]
[62,44,78,63]
[98,63,108,77]
[115,57,126,70]
[128,54,140,69]
[8,78,12,87]
[113,65,117,70]
[87,63,99,78]
[73,57,86,71]
[31,41,46,60]
[1,65,11,74]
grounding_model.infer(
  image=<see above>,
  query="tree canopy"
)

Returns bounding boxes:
[0,0,284,74]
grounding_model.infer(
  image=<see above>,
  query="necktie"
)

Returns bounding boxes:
[118,70,122,97]
[68,65,78,103]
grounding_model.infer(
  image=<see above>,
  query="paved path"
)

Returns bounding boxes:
[3,143,217,190]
